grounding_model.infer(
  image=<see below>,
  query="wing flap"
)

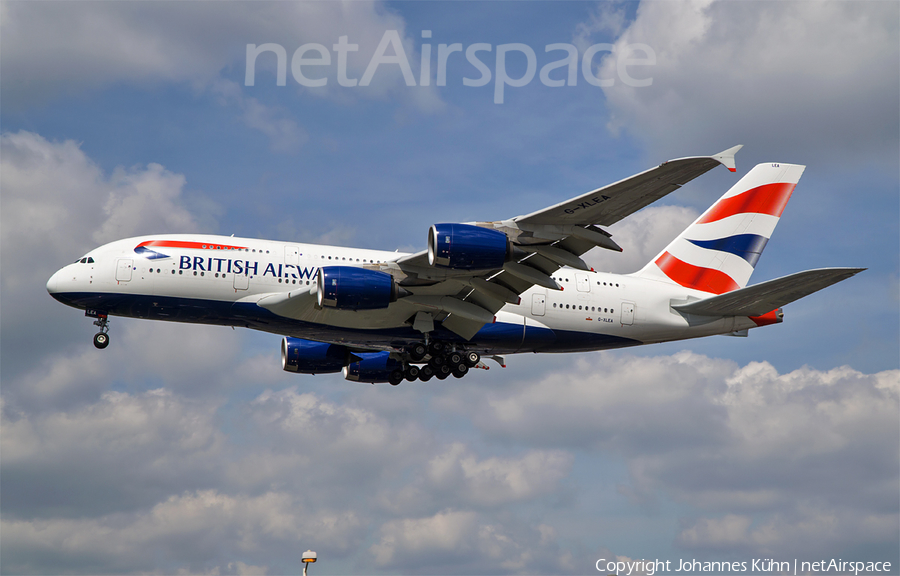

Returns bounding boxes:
[442,314,486,340]
[672,267,865,317]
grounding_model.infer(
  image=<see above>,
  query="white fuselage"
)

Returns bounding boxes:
[47,234,767,355]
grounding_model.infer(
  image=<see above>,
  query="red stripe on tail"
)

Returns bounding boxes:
[655,252,739,294]
[697,182,795,224]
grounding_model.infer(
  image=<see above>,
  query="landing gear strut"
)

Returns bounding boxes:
[92,314,110,349]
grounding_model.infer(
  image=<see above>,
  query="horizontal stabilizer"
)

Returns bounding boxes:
[673,267,865,317]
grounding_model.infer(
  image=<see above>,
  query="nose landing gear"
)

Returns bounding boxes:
[89,311,110,349]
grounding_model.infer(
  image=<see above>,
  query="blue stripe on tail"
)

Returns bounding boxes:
[687,234,769,267]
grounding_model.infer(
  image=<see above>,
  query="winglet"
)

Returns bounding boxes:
[712,144,743,172]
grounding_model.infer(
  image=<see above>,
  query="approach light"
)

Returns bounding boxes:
[302,550,317,576]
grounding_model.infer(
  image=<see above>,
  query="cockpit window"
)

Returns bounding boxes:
[87,257,94,263]
[74,257,95,264]
[80,258,87,263]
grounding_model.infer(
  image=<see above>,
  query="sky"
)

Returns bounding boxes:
[1,1,898,574]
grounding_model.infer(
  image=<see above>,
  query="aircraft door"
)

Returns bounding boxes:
[115,259,133,282]
[234,271,249,290]
[531,292,546,316]
[621,301,635,325]
[575,273,591,292]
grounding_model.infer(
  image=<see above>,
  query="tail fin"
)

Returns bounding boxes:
[633,163,805,294]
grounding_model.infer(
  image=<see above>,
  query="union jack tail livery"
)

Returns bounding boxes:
[634,163,805,294]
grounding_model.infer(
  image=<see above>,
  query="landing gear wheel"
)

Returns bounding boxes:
[404,365,420,381]
[429,354,446,367]
[451,363,469,378]
[447,352,463,366]
[428,341,446,357]
[465,351,480,367]
[418,365,434,382]
[389,369,404,386]
[435,364,452,379]
[409,343,427,362]
[93,332,110,349]
[436,370,450,380]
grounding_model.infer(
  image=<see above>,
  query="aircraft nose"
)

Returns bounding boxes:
[47,269,61,294]
[46,267,68,301]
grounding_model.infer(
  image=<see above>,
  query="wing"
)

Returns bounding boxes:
[515,144,743,228]
[382,146,743,339]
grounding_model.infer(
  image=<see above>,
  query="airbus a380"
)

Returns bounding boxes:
[47,146,863,385]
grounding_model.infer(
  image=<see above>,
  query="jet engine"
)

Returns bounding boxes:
[343,351,402,384]
[316,267,404,310]
[428,223,509,270]
[281,337,346,374]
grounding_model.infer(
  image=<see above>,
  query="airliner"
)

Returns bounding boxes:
[47,146,863,385]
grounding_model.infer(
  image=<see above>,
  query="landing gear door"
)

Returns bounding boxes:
[531,292,546,316]
[621,301,635,325]
[115,259,133,282]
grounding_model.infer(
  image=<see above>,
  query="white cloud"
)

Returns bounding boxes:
[0,131,200,283]
[1,388,225,520]
[595,1,900,166]
[1,489,360,575]
[211,79,308,153]
[425,443,573,507]
[0,2,442,110]
[584,205,699,274]
[0,131,205,386]
[370,509,576,573]
[465,351,899,558]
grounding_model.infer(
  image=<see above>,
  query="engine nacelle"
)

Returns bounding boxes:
[281,337,346,374]
[343,352,402,383]
[316,266,401,310]
[428,223,509,270]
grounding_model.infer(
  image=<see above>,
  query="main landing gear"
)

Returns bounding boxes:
[387,342,482,385]
[89,311,110,349]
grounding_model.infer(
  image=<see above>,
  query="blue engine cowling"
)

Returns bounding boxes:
[281,337,346,374]
[428,223,508,270]
[343,352,402,383]
[316,266,401,310]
